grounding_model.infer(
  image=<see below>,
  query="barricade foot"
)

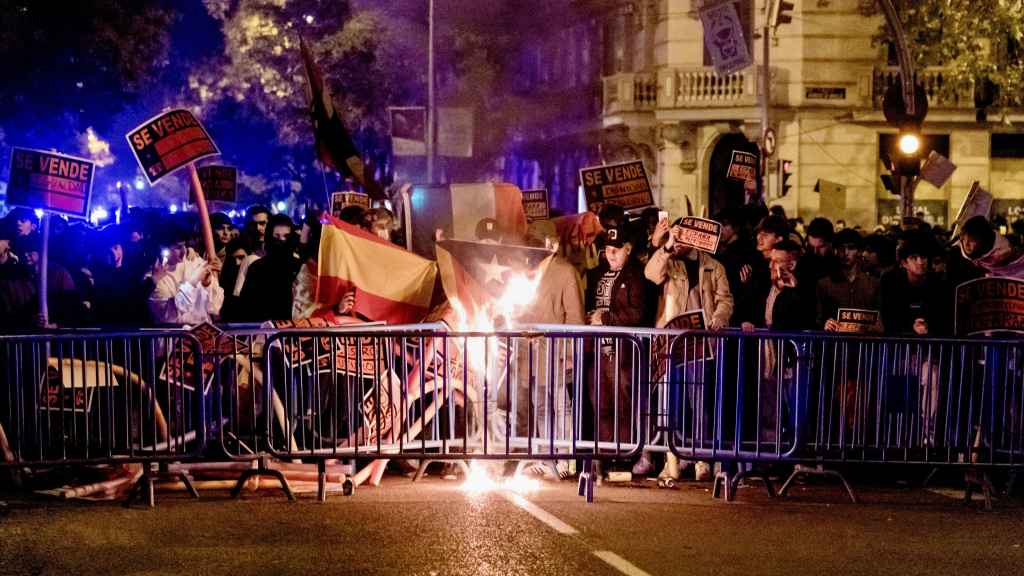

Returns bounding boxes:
[713,468,774,502]
[231,458,296,502]
[177,472,200,499]
[342,478,355,497]
[125,464,156,509]
[712,472,732,501]
[779,465,857,504]
[317,461,327,503]
[577,459,595,503]
[964,469,994,511]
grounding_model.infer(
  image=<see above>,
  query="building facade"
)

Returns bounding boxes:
[596,0,1024,229]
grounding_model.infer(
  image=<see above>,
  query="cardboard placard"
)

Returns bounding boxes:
[7,147,95,218]
[652,309,712,381]
[952,181,993,235]
[836,308,881,333]
[726,150,758,185]
[579,160,654,211]
[699,0,752,76]
[159,323,244,392]
[677,216,722,253]
[955,277,1024,335]
[522,189,550,222]
[192,165,237,203]
[126,109,219,184]
[270,317,386,378]
[919,151,956,190]
[331,191,371,217]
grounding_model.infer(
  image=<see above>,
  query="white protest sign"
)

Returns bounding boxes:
[699,1,752,76]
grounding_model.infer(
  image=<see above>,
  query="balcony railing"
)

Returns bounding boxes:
[603,66,768,115]
[871,66,974,109]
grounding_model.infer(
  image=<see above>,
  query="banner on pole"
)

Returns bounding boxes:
[7,147,95,219]
[389,107,426,156]
[191,165,237,203]
[438,107,474,158]
[699,1,752,76]
[126,109,219,184]
[579,160,655,212]
[522,189,550,223]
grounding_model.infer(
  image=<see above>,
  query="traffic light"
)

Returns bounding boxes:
[778,159,793,197]
[769,0,795,28]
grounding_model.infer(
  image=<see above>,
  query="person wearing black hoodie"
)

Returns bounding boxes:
[239,214,301,322]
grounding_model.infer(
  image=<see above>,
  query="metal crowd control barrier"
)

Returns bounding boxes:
[259,324,648,501]
[0,330,206,504]
[661,329,1024,503]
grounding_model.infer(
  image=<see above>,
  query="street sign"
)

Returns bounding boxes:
[126,109,219,184]
[191,165,237,204]
[7,147,95,218]
[579,160,655,212]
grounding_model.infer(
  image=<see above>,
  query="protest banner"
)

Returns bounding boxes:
[7,147,95,219]
[126,109,219,185]
[836,309,882,334]
[652,309,712,382]
[699,0,752,75]
[726,150,758,186]
[331,191,371,217]
[127,108,221,264]
[955,277,1024,335]
[159,322,237,392]
[191,165,237,204]
[579,160,655,212]
[676,216,722,254]
[919,151,956,189]
[521,189,550,222]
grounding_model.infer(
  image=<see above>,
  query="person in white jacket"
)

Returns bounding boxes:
[149,239,223,326]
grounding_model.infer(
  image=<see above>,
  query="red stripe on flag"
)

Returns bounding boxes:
[353,288,430,325]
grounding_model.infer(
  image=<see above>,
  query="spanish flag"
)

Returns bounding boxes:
[317,215,438,324]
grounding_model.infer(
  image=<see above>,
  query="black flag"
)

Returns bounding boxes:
[300,37,383,199]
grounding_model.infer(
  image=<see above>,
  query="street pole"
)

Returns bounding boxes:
[760,22,771,203]
[877,0,919,219]
[426,0,436,184]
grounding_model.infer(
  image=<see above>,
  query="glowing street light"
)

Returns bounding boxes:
[898,132,920,155]
[304,14,314,24]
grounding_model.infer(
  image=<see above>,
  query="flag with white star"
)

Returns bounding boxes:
[435,239,555,320]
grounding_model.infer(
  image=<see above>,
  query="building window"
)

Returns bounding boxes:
[703,0,753,68]
[992,134,1024,158]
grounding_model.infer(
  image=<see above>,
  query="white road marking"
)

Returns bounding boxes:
[504,492,578,534]
[503,491,659,576]
[593,550,656,576]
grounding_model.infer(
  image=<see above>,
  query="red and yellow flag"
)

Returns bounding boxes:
[317,214,437,324]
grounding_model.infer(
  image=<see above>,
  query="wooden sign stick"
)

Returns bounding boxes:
[188,163,218,264]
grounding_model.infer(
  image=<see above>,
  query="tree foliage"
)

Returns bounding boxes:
[869,0,1024,111]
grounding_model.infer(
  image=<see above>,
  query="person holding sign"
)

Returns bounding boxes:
[818,229,882,332]
[645,217,733,330]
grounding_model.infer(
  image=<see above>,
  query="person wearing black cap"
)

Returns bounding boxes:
[881,233,950,337]
[583,225,648,466]
[818,228,881,331]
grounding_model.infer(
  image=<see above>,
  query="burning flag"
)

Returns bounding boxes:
[435,239,554,324]
[317,214,437,324]
[299,37,383,199]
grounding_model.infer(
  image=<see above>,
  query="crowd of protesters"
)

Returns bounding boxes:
[0,203,397,331]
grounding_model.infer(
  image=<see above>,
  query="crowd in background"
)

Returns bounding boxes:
[0,196,1020,338]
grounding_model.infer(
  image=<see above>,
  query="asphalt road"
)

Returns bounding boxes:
[1,474,1022,576]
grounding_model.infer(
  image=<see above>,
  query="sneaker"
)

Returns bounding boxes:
[694,461,712,482]
[632,453,654,476]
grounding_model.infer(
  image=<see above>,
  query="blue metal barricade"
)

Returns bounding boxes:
[0,330,206,468]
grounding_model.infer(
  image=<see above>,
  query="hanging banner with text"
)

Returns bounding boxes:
[676,216,722,253]
[7,147,95,218]
[522,189,550,222]
[389,106,426,156]
[836,308,881,334]
[699,0,752,76]
[955,277,1024,335]
[579,160,654,211]
[877,199,948,228]
[126,109,219,185]
[190,165,237,204]
[726,150,758,186]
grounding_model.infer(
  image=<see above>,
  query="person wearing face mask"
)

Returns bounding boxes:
[92,228,148,327]
[583,225,648,478]
[239,214,301,322]
[217,237,253,323]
